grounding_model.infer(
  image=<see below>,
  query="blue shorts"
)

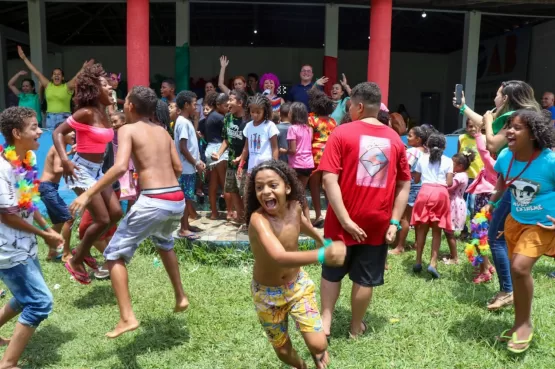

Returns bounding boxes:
[45,112,70,130]
[39,181,72,224]
[178,173,197,201]
[0,257,53,327]
[408,183,421,207]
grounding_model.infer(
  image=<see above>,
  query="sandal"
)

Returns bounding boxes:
[65,262,91,285]
[507,332,533,354]
[176,232,200,241]
[349,321,367,339]
[72,249,99,271]
[496,329,513,343]
[489,266,497,275]
[312,218,325,228]
[473,272,492,284]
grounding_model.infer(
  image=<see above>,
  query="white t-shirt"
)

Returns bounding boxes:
[414,153,453,186]
[174,116,199,175]
[0,155,38,269]
[243,120,279,173]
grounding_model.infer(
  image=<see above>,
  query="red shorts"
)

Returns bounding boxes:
[78,189,121,241]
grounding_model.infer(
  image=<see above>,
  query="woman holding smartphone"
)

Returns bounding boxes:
[453,80,541,311]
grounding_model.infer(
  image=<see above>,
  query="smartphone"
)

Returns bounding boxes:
[455,84,463,105]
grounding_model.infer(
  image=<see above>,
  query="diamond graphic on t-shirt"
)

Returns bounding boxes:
[359,147,389,177]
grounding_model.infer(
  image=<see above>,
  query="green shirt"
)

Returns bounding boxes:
[221,113,246,169]
[492,110,514,155]
[45,82,72,113]
[17,93,42,124]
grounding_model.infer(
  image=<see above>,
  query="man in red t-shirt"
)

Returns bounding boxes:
[318,82,411,338]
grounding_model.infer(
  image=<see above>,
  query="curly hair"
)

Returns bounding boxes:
[244,160,307,226]
[427,133,446,164]
[247,94,272,122]
[155,100,171,129]
[505,109,555,150]
[453,151,476,171]
[259,73,280,94]
[0,107,36,145]
[377,110,389,125]
[204,91,219,109]
[73,63,106,109]
[308,88,335,116]
[175,90,197,110]
[128,86,158,116]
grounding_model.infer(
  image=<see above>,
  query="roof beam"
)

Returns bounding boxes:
[0,24,62,52]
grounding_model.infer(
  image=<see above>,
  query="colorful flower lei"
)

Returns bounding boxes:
[464,209,492,266]
[0,145,40,213]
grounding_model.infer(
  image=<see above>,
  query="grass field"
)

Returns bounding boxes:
[2,235,555,369]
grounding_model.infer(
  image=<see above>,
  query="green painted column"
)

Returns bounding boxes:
[175,0,190,92]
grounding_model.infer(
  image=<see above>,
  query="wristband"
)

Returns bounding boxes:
[487,199,501,209]
[38,224,50,231]
[318,238,332,265]
[459,104,467,115]
[390,219,402,231]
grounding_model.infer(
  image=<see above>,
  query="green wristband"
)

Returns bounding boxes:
[318,239,332,265]
[459,104,467,115]
[487,199,501,209]
[390,219,401,231]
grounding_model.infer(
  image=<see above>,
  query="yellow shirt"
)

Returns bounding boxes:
[459,133,484,179]
[45,82,72,113]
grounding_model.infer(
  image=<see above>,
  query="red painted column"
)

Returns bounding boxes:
[367,0,392,105]
[127,0,150,89]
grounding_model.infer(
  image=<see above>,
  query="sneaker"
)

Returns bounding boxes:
[94,266,110,280]
[487,292,513,310]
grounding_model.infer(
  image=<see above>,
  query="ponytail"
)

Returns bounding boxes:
[427,133,446,164]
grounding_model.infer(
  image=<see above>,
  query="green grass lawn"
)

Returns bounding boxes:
[2,236,555,369]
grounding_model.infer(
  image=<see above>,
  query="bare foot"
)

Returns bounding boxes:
[105,318,140,339]
[312,350,330,369]
[0,337,10,346]
[209,213,219,220]
[62,253,73,263]
[69,258,87,276]
[174,296,189,313]
[388,248,404,255]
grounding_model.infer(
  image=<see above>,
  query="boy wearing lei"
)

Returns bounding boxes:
[0,107,64,368]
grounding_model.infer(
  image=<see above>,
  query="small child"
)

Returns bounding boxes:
[212,89,248,225]
[175,91,205,240]
[277,102,291,164]
[286,102,314,220]
[39,122,75,262]
[238,94,279,176]
[466,120,497,283]
[411,133,454,279]
[443,152,474,264]
[390,125,430,255]
[0,107,64,368]
[246,160,346,369]
[486,110,555,353]
[458,119,485,237]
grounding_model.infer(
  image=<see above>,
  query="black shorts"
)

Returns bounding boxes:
[321,244,388,287]
[295,168,313,177]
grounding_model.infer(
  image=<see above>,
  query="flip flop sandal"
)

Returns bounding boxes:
[72,249,99,271]
[188,226,203,233]
[176,232,200,241]
[65,262,91,285]
[507,332,534,354]
[312,218,325,228]
[496,329,513,343]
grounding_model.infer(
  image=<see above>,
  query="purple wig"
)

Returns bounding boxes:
[259,73,280,94]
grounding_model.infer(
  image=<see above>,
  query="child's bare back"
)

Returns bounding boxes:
[40,146,64,184]
[119,120,182,190]
[249,200,304,286]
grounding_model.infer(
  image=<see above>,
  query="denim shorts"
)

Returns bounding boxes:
[69,154,103,190]
[205,143,228,168]
[0,257,53,327]
[408,182,421,207]
[39,181,72,224]
[45,112,70,130]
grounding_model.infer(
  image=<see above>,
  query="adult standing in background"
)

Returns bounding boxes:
[7,70,42,127]
[288,64,317,108]
[247,73,259,96]
[196,82,216,120]
[17,45,93,129]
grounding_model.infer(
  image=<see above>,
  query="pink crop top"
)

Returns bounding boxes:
[67,116,114,154]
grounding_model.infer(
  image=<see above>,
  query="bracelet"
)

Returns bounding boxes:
[390,219,402,231]
[487,199,501,209]
[37,224,50,231]
[317,238,332,265]
[459,104,467,115]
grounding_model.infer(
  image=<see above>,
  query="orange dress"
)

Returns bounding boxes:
[308,115,337,168]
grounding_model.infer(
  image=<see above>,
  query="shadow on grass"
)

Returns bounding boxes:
[22,325,76,368]
[73,284,116,309]
[328,306,387,340]
[98,315,190,369]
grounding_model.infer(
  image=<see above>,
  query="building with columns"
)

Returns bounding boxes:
[1,0,555,132]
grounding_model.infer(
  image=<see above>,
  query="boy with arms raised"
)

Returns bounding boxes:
[70,86,188,338]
